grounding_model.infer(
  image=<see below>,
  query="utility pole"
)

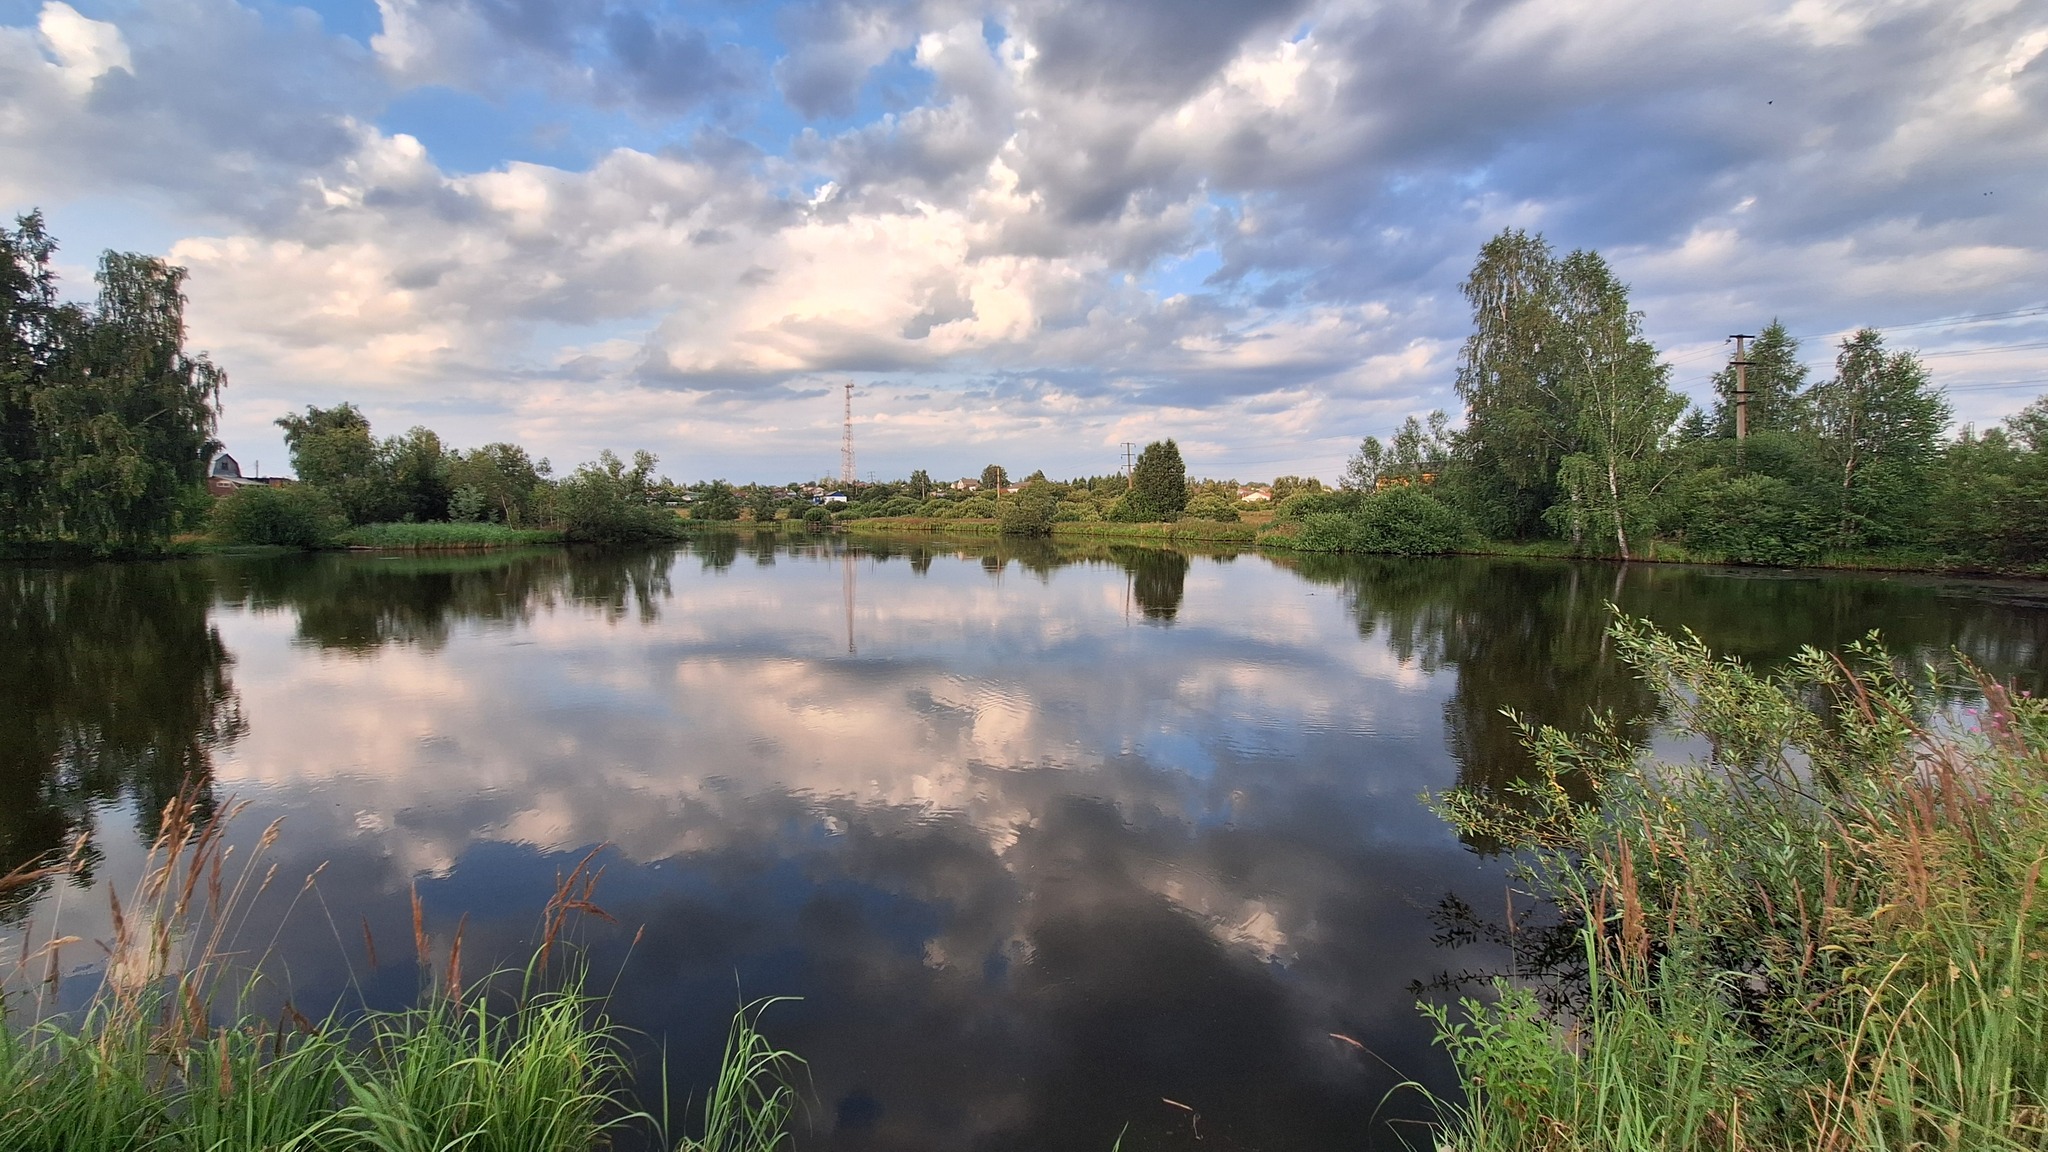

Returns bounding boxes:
[1123,442,1136,491]
[840,382,856,488]
[1728,333,1756,443]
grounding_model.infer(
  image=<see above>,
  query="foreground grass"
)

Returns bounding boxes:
[337,522,565,550]
[0,803,800,1152]
[1423,617,2048,1151]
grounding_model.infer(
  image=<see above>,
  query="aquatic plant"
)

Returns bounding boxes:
[0,794,803,1152]
[1421,615,2048,1151]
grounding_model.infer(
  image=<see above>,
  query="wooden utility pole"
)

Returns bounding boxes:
[1728,334,1756,442]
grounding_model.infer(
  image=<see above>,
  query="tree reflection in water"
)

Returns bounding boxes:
[0,564,243,910]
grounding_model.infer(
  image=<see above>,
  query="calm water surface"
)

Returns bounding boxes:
[6,536,2048,1150]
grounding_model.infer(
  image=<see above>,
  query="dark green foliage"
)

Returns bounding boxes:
[207,484,346,548]
[1123,440,1187,521]
[1673,470,1819,565]
[801,506,830,525]
[1353,486,1471,555]
[980,463,1008,492]
[444,442,547,526]
[1292,512,1360,552]
[1182,491,1241,522]
[1288,488,1469,555]
[689,479,741,522]
[557,451,683,544]
[276,403,391,525]
[1275,488,1356,521]
[997,492,1054,536]
[0,216,223,553]
[1806,328,1948,549]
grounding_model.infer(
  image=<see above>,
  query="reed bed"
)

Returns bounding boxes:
[1422,616,2048,1152]
[336,523,564,550]
[0,796,802,1152]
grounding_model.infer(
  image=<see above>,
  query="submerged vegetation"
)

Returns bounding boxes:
[1422,617,2048,1151]
[0,795,803,1151]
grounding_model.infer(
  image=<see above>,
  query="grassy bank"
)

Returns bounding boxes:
[0,799,800,1151]
[841,516,1258,543]
[1422,617,2048,1151]
[336,522,566,550]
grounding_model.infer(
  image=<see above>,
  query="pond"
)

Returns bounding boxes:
[5,535,2048,1150]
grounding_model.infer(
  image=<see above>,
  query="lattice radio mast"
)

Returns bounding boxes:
[840,382,856,487]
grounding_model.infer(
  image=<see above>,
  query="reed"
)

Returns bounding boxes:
[336,523,564,550]
[1420,616,2048,1152]
[0,794,802,1151]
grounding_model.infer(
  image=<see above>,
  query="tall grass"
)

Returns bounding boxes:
[336,522,564,550]
[0,796,803,1152]
[1422,616,2048,1151]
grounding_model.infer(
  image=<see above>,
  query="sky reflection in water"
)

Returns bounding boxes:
[6,538,2048,1151]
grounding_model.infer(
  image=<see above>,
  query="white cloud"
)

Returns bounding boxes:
[3,0,2045,476]
[36,2,129,90]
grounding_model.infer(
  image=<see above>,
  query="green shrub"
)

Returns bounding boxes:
[556,452,683,544]
[1183,492,1242,522]
[1275,489,1355,521]
[998,495,1054,536]
[1292,512,1360,552]
[207,484,345,547]
[1676,470,1822,565]
[943,496,996,519]
[1351,486,1470,555]
[1425,619,2048,1152]
[801,506,830,526]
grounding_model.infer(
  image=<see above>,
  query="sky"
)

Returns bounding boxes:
[2,0,2045,484]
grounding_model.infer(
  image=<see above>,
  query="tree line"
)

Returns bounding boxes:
[1313,229,2048,567]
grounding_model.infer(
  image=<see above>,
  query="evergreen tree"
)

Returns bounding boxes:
[1125,439,1187,521]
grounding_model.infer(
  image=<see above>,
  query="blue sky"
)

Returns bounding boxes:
[3,0,2045,482]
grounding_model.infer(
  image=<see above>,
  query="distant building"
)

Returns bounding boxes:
[206,452,292,497]
[1237,486,1273,503]
[952,478,981,491]
[1375,472,1437,491]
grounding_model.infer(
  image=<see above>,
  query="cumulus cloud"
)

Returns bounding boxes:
[3,0,2045,477]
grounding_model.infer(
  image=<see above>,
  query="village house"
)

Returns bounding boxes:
[205,453,291,498]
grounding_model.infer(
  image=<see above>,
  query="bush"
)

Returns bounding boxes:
[208,485,345,547]
[1183,492,1242,522]
[1275,489,1355,521]
[880,496,920,517]
[1293,512,1361,552]
[998,496,1054,536]
[942,496,997,519]
[1677,470,1821,565]
[556,452,683,544]
[802,506,831,526]
[1351,487,1470,555]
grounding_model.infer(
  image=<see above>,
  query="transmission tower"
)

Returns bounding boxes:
[840,382,856,487]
